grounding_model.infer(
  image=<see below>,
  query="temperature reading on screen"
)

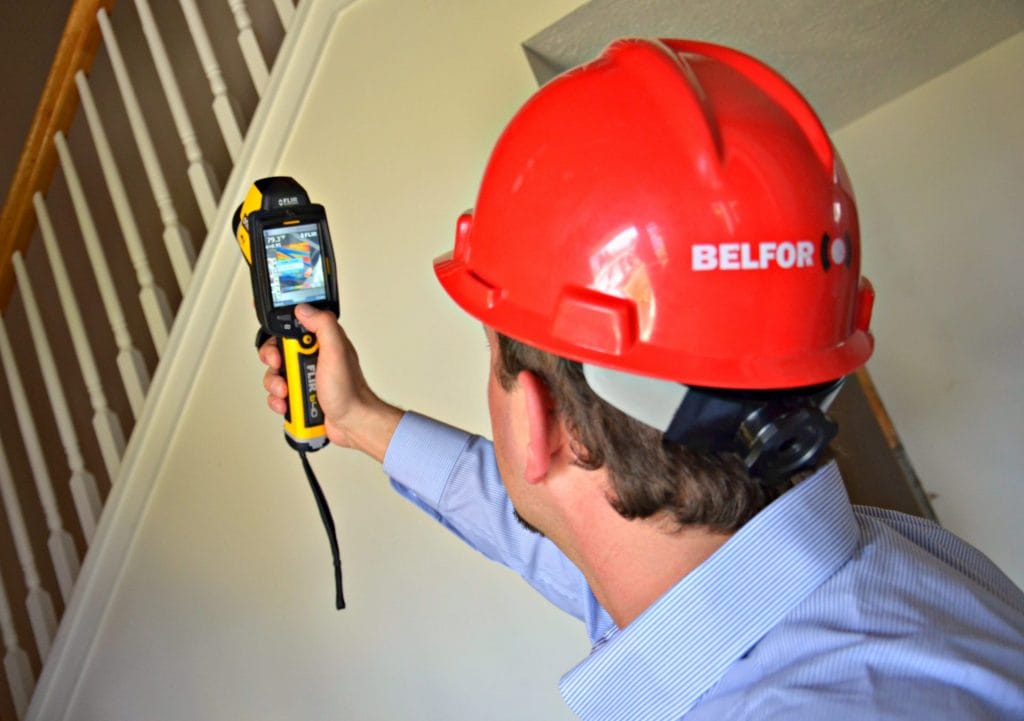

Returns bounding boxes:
[264,223,328,308]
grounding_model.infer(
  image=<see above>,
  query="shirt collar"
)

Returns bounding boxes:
[559,462,859,721]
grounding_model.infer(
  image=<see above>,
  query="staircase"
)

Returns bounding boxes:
[0,1,334,717]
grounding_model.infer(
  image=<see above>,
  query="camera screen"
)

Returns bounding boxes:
[264,223,328,308]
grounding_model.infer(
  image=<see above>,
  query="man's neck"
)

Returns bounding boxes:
[591,524,732,628]
[552,478,733,629]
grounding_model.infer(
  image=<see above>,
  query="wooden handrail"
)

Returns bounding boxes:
[0,0,116,310]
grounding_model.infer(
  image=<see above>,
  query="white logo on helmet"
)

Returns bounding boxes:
[691,241,816,271]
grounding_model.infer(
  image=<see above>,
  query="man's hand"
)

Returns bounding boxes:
[259,304,404,463]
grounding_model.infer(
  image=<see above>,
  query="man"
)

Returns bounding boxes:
[259,39,1024,720]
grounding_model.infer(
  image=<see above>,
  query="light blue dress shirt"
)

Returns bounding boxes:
[383,412,1024,720]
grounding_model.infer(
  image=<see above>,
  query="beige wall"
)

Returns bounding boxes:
[834,32,1024,587]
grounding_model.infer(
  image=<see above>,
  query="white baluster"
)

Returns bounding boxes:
[54,131,151,419]
[97,7,195,296]
[226,0,269,96]
[75,71,173,356]
[132,0,221,226]
[0,566,34,719]
[12,252,103,544]
[179,0,245,160]
[0,320,80,604]
[0,436,55,668]
[34,193,127,483]
[273,0,294,31]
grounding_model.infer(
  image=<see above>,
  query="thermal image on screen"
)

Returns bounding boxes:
[264,223,328,307]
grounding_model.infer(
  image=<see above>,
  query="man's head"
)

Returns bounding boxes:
[437,38,875,529]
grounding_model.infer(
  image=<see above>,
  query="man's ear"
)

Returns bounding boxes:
[518,370,561,484]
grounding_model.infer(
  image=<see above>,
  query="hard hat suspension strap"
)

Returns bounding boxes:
[663,381,844,485]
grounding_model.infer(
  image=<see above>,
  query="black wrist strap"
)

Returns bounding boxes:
[298,449,346,610]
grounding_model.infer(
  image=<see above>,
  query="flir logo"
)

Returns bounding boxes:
[276,196,300,207]
[305,362,317,393]
[305,363,320,421]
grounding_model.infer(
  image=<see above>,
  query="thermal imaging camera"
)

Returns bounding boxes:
[232,176,347,609]
[232,177,340,452]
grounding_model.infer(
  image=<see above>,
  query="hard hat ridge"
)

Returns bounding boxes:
[604,38,727,173]
[668,39,836,174]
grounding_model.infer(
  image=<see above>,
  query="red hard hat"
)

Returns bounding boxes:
[434,38,874,389]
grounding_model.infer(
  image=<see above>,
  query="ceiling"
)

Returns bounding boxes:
[522,0,1024,129]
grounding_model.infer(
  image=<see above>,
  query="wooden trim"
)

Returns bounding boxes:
[853,367,936,519]
[855,367,899,450]
[0,0,116,310]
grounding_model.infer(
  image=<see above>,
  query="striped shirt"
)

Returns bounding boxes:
[384,412,1024,720]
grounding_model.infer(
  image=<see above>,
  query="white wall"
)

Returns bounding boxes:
[45,0,588,719]
[833,32,1024,587]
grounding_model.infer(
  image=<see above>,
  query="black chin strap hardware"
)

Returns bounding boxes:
[737,404,838,486]
[663,380,843,486]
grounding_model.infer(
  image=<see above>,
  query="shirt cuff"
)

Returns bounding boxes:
[382,411,474,513]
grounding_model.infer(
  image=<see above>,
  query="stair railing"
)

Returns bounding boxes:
[0,1,294,717]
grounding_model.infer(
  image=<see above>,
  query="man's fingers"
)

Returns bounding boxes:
[295,304,349,373]
[266,394,287,415]
[263,365,287,416]
[259,337,280,369]
[263,368,287,398]
[295,304,342,345]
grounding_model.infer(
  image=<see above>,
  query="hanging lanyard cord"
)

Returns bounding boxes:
[298,449,346,610]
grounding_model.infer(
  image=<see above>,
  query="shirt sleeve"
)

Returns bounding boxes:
[383,411,611,639]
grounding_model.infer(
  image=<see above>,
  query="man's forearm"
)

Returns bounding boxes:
[342,400,405,464]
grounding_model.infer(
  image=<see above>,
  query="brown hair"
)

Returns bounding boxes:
[495,333,786,533]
